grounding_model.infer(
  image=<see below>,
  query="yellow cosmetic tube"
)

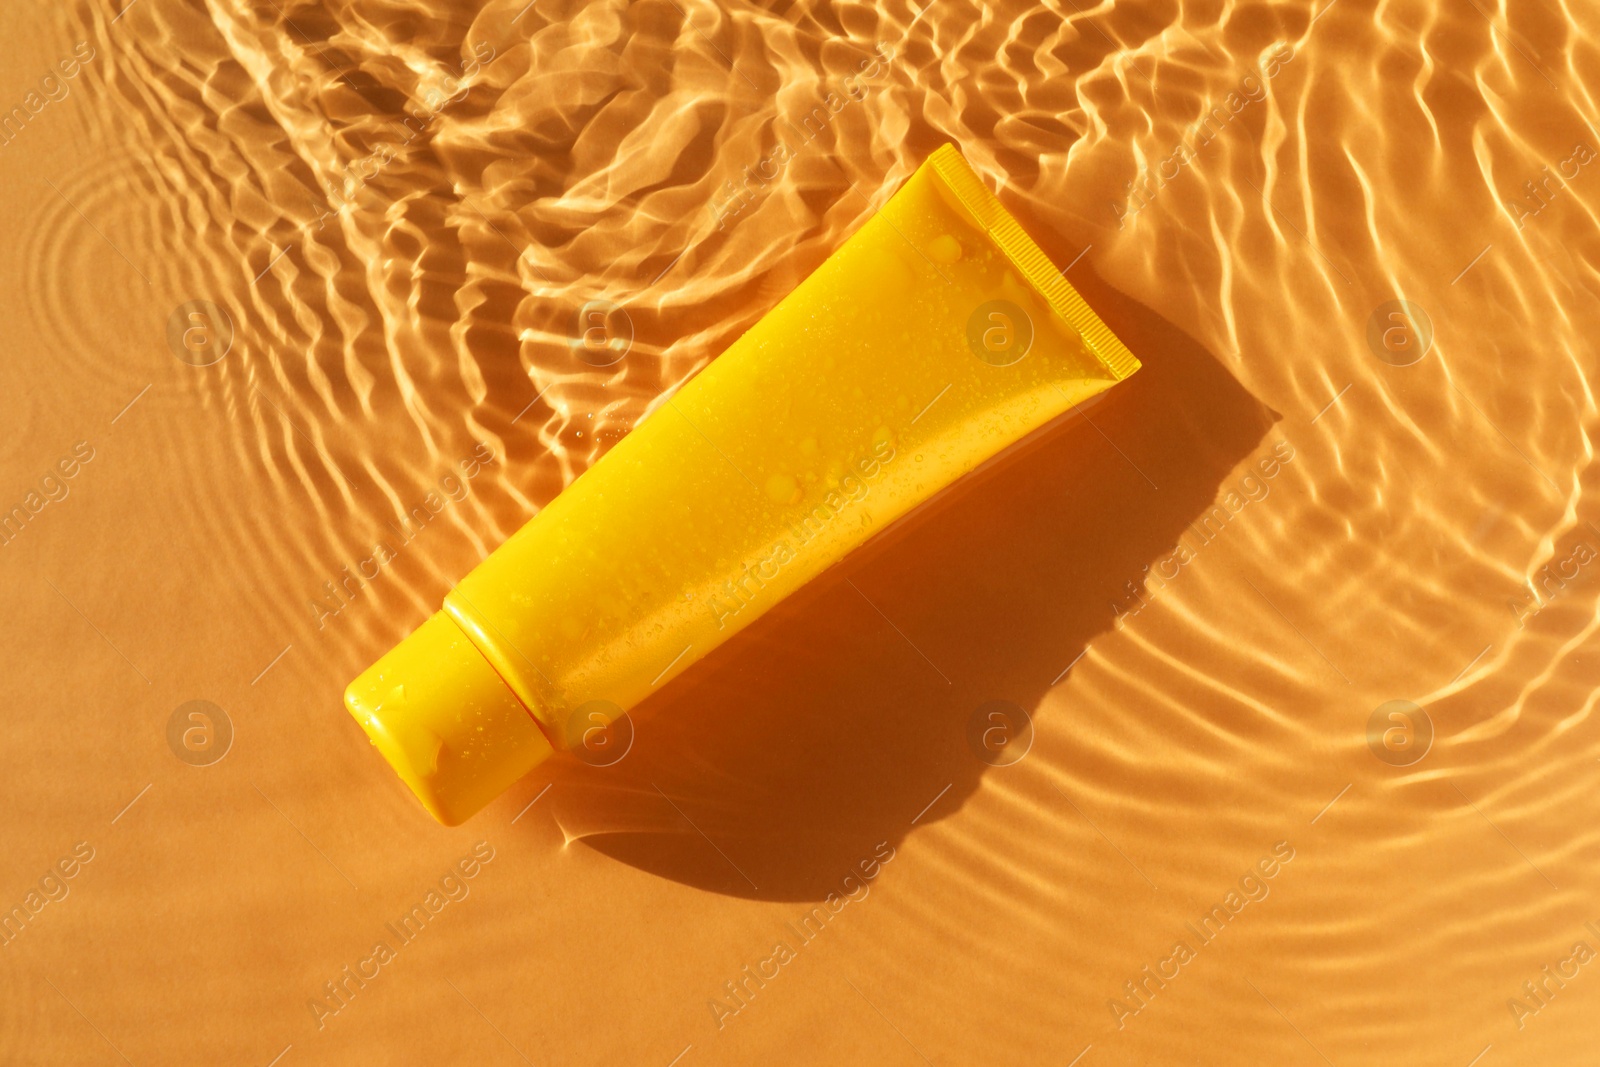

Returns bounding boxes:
[346,144,1139,824]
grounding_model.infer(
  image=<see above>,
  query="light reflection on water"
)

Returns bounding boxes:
[12,0,1600,1060]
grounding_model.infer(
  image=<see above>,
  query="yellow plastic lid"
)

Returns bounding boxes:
[344,611,555,825]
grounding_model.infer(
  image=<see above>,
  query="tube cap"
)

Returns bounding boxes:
[344,612,555,826]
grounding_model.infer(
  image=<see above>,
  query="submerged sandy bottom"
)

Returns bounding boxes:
[2,0,1598,1062]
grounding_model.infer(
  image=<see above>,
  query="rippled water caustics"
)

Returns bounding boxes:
[5,0,1600,1062]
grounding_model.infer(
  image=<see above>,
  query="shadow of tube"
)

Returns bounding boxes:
[515,268,1279,902]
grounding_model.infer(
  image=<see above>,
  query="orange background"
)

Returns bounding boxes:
[2,0,1598,1064]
